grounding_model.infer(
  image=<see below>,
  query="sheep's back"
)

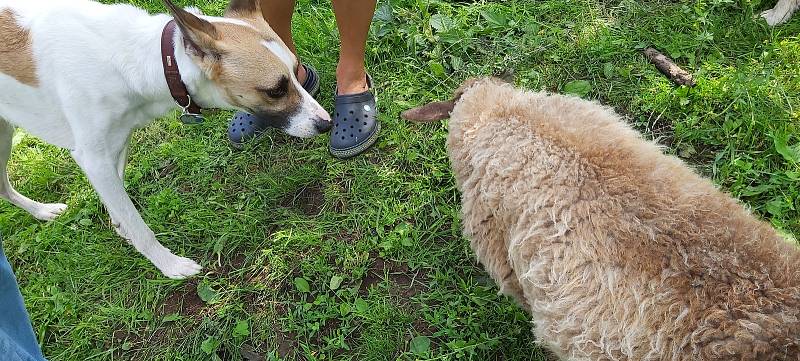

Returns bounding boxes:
[448,80,800,360]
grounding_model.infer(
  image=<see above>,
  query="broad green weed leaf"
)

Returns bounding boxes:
[373,3,393,23]
[741,184,774,197]
[429,14,454,32]
[480,10,508,27]
[438,30,463,44]
[410,336,431,355]
[197,282,218,304]
[329,275,344,290]
[294,277,311,293]
[233,320,250,337]
[772,133,800,163]
[355,298,369,314]
[200,337,219,355]
[339,303,351,316]
[563,80,592,97]
[766,198,787,217]
[428,61,446,77]
[395,223,411,236]
[450,56,464,70]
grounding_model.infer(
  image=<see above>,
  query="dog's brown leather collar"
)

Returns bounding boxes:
[161,20,203,116]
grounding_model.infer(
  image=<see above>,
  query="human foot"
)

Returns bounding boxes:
[329,74,380,159]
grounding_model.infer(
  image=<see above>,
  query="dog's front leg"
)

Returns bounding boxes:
[111,135,131,241]
[70,147,202,279]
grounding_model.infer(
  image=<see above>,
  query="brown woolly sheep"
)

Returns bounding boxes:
[403,78,800,360]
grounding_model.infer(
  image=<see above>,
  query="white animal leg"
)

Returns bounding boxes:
[111,135,130,243]
[761,0,799,25]
[0,120,67,221]
[70,143,201,279]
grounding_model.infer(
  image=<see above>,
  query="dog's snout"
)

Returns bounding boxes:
[314,117,333,133]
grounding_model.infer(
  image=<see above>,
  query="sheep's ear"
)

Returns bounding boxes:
[401,101,455,122]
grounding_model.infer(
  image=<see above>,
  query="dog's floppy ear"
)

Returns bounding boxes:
[163,0,220,56]
[225,0,260,18]
[401,101,456,122]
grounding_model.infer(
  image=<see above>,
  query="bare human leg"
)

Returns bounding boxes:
[332,0,377,95]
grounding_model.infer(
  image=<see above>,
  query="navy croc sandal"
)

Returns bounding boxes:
[329,75,380,159]
[228,64,321,148]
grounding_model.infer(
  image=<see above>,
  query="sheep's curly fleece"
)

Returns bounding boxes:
[448,79,800,360]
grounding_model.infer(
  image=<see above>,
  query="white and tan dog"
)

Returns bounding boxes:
[0,0,331,278]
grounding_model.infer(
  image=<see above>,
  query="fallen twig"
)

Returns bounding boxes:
[643,47,696,87]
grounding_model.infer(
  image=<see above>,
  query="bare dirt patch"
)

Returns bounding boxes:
[280,182,325,215]
[213,252,248,275]
[412,318,437,336]
[110,329,139,356]
[160,281,205,319]
[360,255,428,299]
[276,330,300,359]
[240,344,266,361]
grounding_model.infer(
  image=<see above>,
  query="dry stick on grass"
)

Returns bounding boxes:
[643,47,696,87]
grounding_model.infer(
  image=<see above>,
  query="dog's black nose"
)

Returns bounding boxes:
[314,117,333,133]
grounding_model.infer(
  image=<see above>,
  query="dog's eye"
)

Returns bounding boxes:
[264,88,286,98]
[259,76,289,99]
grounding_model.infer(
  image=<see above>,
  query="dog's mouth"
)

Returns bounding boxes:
[253,109,292,130]
[251,109,332,138]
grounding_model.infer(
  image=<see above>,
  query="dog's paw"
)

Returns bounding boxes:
[159,255,202,279]
[32,203,68,221]
[761,8,790,26]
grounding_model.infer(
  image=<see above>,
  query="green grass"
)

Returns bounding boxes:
[2,0,799,359]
